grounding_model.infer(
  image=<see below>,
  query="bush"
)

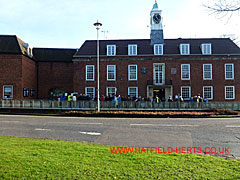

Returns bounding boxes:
[211,108,239,115]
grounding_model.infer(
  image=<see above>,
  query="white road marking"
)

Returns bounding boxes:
[226,125,240,128]
[48,122,103,125]
[0,121,20,123]
[35,128,51,131]
[130,124,199,127]
[79,131,101,136]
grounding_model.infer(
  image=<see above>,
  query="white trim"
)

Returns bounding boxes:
[225,86,235,100]
[153,63,165,85]
[180,44,190,55]
[181,86,191,100]
[107,65,116,81]
[154,44,163,55]
[128,65,137,81]
[85,87,95,99]
[201,43,212,55]
[203,64,212,80]
[128,44,137,56]
[203,86,213,100]
[107,45,116,56]
[128,87,138,98]
[106,87,117,96]
[3,85,13,100]
[225,64,234,80]
[86,65,95,81]
[181,64,190,80]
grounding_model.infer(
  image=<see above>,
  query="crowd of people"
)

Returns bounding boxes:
[49,92,208,104]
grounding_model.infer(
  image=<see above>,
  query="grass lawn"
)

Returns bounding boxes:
[0,136,239,180]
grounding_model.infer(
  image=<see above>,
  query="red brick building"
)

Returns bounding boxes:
[1,1,240,101]
[0,35,37,99]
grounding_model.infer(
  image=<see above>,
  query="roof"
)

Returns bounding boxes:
[153,0,158,9]
[75,38,240,57]
[0,35,30,55]
[33,48,77,62]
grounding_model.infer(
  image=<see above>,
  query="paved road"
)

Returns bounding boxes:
[0,115,240,157]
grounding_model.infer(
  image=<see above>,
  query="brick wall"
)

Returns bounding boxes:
[22,55,37,99]
[0,54,23,99]
[37,62,73,99]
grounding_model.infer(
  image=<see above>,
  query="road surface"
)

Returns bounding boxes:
[0,115,239,157]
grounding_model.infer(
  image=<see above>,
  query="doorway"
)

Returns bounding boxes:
[153,88,165,101]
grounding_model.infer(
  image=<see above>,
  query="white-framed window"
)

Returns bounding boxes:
[154,44,163,55]
[154,63,165,84]
[23,88,29,97]
[203,86,213,100]
[128,87,138,98]
[201,43,212,55]
[107,65,116,81]
[107,45,116,56]
[181,86,191,99]
[225,86,235,100]
[128,65,137,81]
[3,85,13,99]
[106,87,117,97]
[128,44,137,56]
[86,65,94,81]
[181,64,190,80]
[180,44,190,55]
[225,64,234,80]
[85,87,95,99]
[203,64,212,80]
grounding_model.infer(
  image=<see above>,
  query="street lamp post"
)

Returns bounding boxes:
[94,21,102,112]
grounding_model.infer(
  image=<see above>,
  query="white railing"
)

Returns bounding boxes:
[0,99,240,110]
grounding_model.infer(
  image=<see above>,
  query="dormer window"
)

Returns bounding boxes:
[180,44,190,55]
[28,47,33,57]
[201,43,212,55]
[107,45,116,56]
[154,44,163,55]
[128,44,137,56]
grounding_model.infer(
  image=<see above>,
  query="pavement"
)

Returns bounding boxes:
[0,115,240,158]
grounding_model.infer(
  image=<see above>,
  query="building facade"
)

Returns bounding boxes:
[0,1,240,101]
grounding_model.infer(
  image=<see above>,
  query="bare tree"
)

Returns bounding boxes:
[205,0,240,13]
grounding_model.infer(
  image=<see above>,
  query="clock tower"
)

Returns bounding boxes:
[150,0,164,45]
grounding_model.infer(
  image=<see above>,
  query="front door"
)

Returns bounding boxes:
[153,88,165,101]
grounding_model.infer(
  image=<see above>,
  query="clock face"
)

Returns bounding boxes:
[153,13,161,24]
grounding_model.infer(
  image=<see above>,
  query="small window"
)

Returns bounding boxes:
[107,45,116,56]
[3,85,13,99]
[86,65,95,81]
[201,43,212,54]
[203,86,213,100]
[181,64,190,80]
[23,88,29,97]
[180,44,190,55]
[30,88,35,97]
[128,87,138,98]
[106,87,117,97]
[128,44,137,56]
[225,64,234,80]
[203,64,212,80]
[154,44,163,55]
[225,86,235,100]
[107,65,116,81]
[85,87,95,99]
[181,86,191,100]
[128,65,137,81]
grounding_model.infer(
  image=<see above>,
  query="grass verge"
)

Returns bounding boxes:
[0,136,240,179]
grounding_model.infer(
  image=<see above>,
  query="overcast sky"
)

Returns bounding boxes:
[0,0,239,48]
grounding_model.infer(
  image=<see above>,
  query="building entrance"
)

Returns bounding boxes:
[153,88,165,101]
